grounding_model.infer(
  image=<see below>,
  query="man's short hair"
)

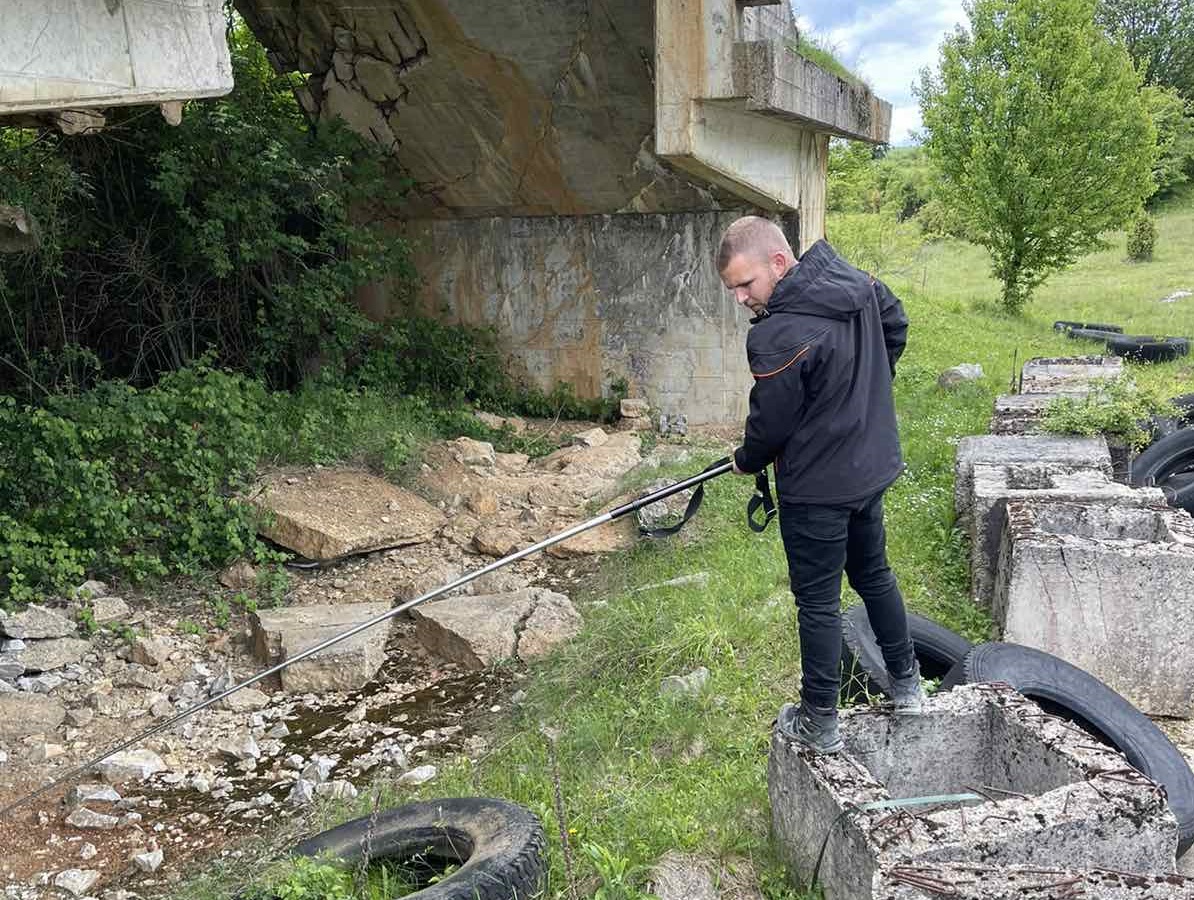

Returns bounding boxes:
[716,216,793,272]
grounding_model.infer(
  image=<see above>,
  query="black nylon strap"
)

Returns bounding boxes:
[639,456,731,538]
[747,467,777,532]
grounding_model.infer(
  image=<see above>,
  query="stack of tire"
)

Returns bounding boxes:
[840,605,1194,854]
[1054,320,1190,363]
[1130,393,1194,516]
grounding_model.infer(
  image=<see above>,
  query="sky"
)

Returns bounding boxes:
[792,0,969,145]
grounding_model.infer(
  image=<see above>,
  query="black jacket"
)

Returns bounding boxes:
[733,239,908,505]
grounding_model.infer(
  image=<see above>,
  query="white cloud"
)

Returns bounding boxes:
[800,1,968,144]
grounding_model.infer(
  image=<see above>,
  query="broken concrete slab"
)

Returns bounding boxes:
[967,465,1163,605]
[954,435,1112,530]
[0,604,77,639]
[1020,356,1124,395]
[769,685,1177,900]
[412,588,581,669]
[993,499,1194,716]
[250,468,446,561]
[251,602,393,693]
[16,637,91,673]
[873,864,1194,899]
[546,516,638,558]
[0,693,65,740]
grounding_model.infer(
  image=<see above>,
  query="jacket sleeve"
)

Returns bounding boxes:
[733,337,815,475]
[873,278,908,378]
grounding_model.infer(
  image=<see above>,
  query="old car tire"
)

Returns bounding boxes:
[1053,320,1124,334]
[1066,327,1123,343]
[293,798,547,900]
[840,605,972,702]
[1171,394,1194,427]
[1161,473,1194,514]
[1107,335,1190,363]
[1130,428,1194,486]
[942,643,1194,853]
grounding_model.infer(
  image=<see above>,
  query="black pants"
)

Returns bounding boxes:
[778,488,914,710]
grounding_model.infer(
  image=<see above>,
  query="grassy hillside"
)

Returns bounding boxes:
[187,197,1194,900]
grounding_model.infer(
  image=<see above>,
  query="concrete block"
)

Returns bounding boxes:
[1020,356,1124,395]
[989,393,1066,435]
[967,465,1162,606]
[769,685,1177,900]
[873,864,1194,899]
[993,500,1194,716]
[251,602,393,693]
[954,435,1112,530]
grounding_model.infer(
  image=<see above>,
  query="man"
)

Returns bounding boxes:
[717,216,923,755]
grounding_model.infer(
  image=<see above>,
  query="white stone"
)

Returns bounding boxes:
[131,848,164,873]
[53,870,100,897]
[397,764,437,786]
[659,667,710,697]
[65,808,119,830]
[572,427,609,448]
[95,749,166,784]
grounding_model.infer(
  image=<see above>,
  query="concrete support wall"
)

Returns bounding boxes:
[406,211,792,423]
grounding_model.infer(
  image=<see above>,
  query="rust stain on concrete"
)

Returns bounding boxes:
[404,0,582,214]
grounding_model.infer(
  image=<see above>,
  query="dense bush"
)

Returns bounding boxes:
[0,362,267,603]
[1042,376,1177,449]
[1127,210,1159,261]
[0,22,413,394]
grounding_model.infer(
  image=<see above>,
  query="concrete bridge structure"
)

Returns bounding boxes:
[1,0,890,422]
[236,0,891,422]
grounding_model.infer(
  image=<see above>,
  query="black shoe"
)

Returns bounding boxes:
[776,702,844,755]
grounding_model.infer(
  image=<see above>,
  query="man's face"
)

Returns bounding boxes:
[720,251,788,315]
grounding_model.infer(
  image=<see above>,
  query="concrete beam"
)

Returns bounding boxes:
[655,0,888,246]
[0,0,232,116]
[733,40,891,143]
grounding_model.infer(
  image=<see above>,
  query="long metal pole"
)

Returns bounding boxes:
[1,460,733,817]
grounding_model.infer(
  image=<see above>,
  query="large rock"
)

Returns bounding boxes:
[251,602,393,693]
[18,637,91,672]
[546,516,638,558]
[0,604,76,639]
[0,693,65,739]
[250,468,446,561]
[541,433,641,488]
[413,588,581,669]
[95,749,166,784]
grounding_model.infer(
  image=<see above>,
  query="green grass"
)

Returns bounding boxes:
[179,198,1194,900]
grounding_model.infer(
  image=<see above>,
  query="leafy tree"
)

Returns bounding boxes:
[1096,0,1194,97]
[827,140,883,213]
[1142,84,1194,197]
[0,22,413,393]
[918,0,1157,312]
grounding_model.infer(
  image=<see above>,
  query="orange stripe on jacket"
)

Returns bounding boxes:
[753,345,810,379]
